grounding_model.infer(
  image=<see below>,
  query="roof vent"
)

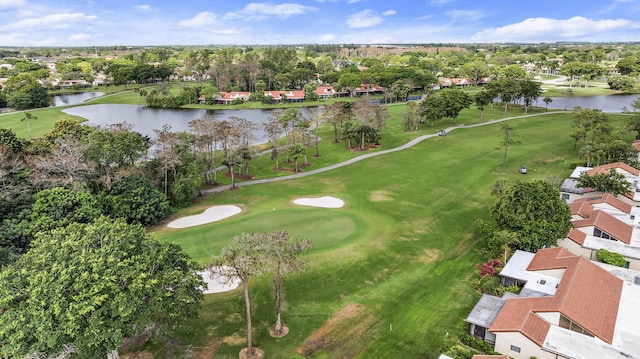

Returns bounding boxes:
[635,276,640,286]
[538,279,547,285]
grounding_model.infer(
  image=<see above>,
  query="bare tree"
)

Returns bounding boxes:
[28,137,93,189]
[153,125,185,196]
[211,233,267,358]
[188,115,218,184]
[263,112,284,169]
[264,231,311,336]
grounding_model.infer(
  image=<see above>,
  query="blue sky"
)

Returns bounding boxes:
[1,0,640,46]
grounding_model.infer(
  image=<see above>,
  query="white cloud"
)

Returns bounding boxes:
[347,9,383,28]
[68,33,91,42]
[134,4,152,11]
[382,10,397,16]
[224,2,316,20]
[178,11,218,28]
[0,0,25,10]
[213,28,246,35]
[1,13,98,30]
[318,33,336,42]
[446,10,483,22]
[471,16,638,42]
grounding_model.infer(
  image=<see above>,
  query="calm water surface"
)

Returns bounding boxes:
[52,92,104,107]
[62,104,319,143]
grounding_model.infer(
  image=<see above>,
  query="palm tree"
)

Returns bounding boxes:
[579,144,595,167]
[21,111,37,140]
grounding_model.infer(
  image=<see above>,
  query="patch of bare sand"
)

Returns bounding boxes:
[369,189,394,202]
[418,248,442,263]
[297,302,377,358]
[223,333,246,346]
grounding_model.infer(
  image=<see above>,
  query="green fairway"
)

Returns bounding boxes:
[151,109,612,358]
[159,207,359,263]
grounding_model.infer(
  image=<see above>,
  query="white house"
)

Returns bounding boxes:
[466,248,640,359]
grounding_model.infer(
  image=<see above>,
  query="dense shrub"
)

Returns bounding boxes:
[476,275,504,296]
[459,334,501,356]
[443,344,474,359]
[596,248,627,267]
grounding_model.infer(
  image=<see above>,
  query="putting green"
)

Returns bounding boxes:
[160,208,356,264]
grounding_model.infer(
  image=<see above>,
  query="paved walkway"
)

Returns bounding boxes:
[201,111,563,195]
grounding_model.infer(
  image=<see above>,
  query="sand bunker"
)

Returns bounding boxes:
[200,266,241,294]
[293,196,344,208]
[167,205,241,228]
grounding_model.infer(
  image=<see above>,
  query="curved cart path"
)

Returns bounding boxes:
[201,112,563,195]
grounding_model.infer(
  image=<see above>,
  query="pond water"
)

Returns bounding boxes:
[61,94,640,143]
[52,92,104,107]
[62,104,319,143]
[543,93,640,112]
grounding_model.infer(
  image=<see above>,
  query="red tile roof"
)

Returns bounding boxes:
[587,162,640,177]
[569,201,595,219]
[490,248,623,345]
[632,140,640,152]
[571,193,632,214]
[566,228,587,245]
[571,210,633,245]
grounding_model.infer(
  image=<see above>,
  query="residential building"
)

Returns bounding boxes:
[466,248,640,359]
[560,162,640,202]
[315,85,336,100]
[558,193,640,270]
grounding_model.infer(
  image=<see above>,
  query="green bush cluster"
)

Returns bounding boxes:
[476,275,505,296]
[459,333,501,356]
[596,248,627,267]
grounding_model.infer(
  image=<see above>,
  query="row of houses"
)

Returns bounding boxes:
[197,84,386,104]
[465,160,640,358]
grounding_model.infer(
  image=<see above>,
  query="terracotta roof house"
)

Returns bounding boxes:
[437,77,476,87]
[263,90,305,103]
[354,84,385,96]
[204,91,251,105]
[559,193,640,270]
[465,248,640,359]
[315,85,336,100]
[560,162,640,202]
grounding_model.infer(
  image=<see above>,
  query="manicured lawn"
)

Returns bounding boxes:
[153,111,594,358]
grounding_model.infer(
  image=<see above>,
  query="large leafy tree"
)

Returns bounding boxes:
[105,175,170,226]
[439,87,473,124]
[490,180,572,252]
[577,168,632,196]
[0,217,204,358]
[338,72,362,97]
[86,124,150,191]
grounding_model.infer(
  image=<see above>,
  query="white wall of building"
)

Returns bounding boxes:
[493,332,556,359]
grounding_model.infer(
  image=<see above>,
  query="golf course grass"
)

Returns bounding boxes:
[150,108,622,358]
[2,84,632,357]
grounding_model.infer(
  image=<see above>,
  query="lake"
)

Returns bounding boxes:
[62,104,319,143]
[543,93,640,112]
[52,92,104,107]
[62,94,640,142]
